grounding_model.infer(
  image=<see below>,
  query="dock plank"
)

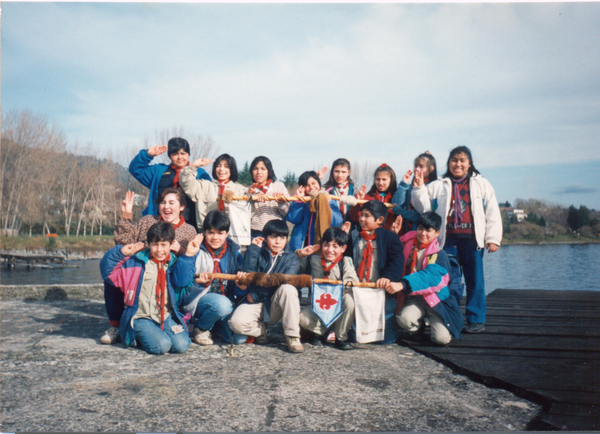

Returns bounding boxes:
[400,289,600,431]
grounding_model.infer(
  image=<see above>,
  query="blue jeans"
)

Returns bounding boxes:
[133,316,191,355]
[444,237,486,324]
[382,297,400,344]
[194,293,247,345]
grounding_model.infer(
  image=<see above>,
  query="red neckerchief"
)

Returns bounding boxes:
[358,231,377,282]
[205,241,228,294]
[159,214,185,229]
[150,256,169,330]
[217,180,231,211]
[250,179,272,195]
[406,241,432,275]
[321,254,344,280]
[170,163,189,189]
[337,181,349,215]
[376,191,392,203]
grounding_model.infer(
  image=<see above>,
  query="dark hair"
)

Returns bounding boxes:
[323,158,353,189]
[360,200,388,222]
[414,152,437,182]
[263,219,289,238]
[154,187,186,209]
[212,153,239,182]
[321,226,349,247]
[417,212,442,232]
[443,146,480,178]
[203,210,230,232]
[147,221,175,244]
[167,137,190,157]
[298,171,321,189]
[250,156,277,182]
[367,164,397,197]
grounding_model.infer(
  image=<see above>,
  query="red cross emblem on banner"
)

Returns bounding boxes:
[316,293,338,310]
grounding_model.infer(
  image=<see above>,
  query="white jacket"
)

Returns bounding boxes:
[411,174,502,249]
[180,166,251,246]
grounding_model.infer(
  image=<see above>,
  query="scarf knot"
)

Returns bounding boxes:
[150,256,170,330]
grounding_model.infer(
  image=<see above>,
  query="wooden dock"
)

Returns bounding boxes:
[399,289,600,431]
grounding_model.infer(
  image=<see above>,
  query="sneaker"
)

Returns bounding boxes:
[194,328,214,345]
[334,338,353,350]
[286,336,304,353]
[463,323,485,334]
[100,326,120,345]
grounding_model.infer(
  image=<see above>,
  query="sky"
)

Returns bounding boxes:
[2,2,600,209]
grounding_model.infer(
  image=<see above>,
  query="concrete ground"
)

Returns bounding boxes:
[0,286,541,432]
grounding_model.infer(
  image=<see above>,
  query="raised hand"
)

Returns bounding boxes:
[185,233,204,256]
[191,158,214,169]
[402,169,412,184]
[298,244,321,257]
[148,145,168,157]
[121,191,135,214]
[317,166,328,180]
[252,237,264,248]
[121,242,145,256]
[341,221,352,234]
[391,215,403,234]
[295,185,306,197]
[413,170,424,188]
[355,184,367,200]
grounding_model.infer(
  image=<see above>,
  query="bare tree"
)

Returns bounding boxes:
[351,160,379,189]
[1,110,66,235]
[149,127,219,164]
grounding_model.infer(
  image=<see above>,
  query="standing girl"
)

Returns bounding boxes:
[247,156,290,239]
[349,163,398,230]
[179,154,251,247]
[411,146,502,333]
[322,158,355,222]
[286,171,343,252]
[392,152,438,235]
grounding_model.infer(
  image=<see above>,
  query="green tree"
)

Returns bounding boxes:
[578,205,591,228]
[567,205,579,231]
[538,216,547,227]
[238,161,252,186]
[282,171,297,190]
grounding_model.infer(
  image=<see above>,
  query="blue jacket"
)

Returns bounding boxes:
[129,149,211,216]
[399,231,464,338]
[286,199,343,251]
[100,246,196,347]
[240,243,301,304]
[350,227,404,291]
[392,179,435,232]
[181,238,244,305]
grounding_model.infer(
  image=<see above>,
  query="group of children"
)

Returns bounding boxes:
[100,139,502,354]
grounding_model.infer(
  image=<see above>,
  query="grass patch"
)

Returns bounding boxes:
[1,235,115,254]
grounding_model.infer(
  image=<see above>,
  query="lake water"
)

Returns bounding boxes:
[1,244,599,293]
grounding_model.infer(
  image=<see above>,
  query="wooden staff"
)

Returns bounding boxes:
[199,272,380,288]
[226,195,395,208]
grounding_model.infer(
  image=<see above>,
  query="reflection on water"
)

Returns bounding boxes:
[483,243,599,294]
[1,244,599,293]
[1,259,103,285]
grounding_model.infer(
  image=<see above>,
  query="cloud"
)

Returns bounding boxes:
[554,184,599,195]
[3,3,600,177]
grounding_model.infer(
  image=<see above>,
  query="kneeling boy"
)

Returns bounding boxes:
[385,212,463,345]
[100,222,200,355]
[228,219,304,353]
[351,200,404,343]
[298,227,359,350]
[180,210,247,346]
